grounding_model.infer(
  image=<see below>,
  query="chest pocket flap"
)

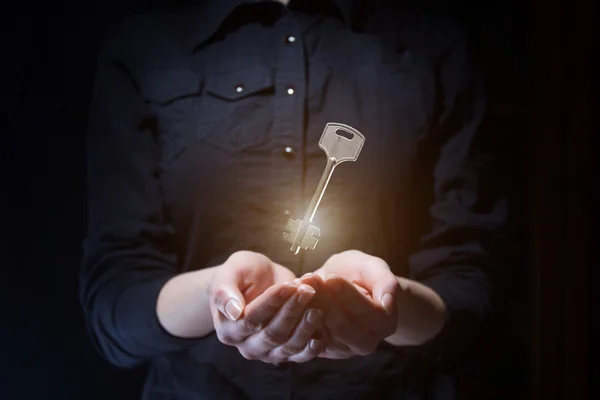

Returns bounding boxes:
[204,66,274,101]
[197,66,275,152]
[138,68,202,105]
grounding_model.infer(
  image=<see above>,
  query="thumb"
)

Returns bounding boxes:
[361,265,399,315]
[212,271,246,321]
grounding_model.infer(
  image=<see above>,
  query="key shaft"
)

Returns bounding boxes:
[290,157,336,254]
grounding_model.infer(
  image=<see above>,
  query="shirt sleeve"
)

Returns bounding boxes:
[408,22,508,360]
[79,22,204,369]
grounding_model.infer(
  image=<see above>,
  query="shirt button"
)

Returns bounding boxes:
[283,146,295,157]
[285,35,296,44]
[286,86,295,95]
[235,83,244,93]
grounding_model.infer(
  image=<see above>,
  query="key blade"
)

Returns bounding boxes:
[318,122,365,163]
[300,224,321,250]
[283,219,321,250]
[283,219,301,243]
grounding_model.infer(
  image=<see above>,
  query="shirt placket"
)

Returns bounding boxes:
[266,11,307,277]
[261,10,307,400]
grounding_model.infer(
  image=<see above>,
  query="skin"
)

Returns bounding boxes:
[308,250,446,358]
[157,250,446,364]
[158,251,328,364]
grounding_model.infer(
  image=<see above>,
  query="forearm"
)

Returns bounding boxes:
[81,266,213,368]
[384,276,446,346]
[156,266,219,338]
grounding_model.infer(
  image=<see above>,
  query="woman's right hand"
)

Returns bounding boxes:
[210,251,326,364]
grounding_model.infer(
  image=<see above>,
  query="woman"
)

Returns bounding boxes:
[80,0,507,398]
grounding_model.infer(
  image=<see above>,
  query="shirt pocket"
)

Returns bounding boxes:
[197,66,275,153]
[138,68,204,169]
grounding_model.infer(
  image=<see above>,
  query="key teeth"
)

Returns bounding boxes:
[283,219,301,244]
[283,219,321,250]
[299,225,320,250]
[302,238,319,251]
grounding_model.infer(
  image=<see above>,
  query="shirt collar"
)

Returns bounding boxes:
[180,0,362,51]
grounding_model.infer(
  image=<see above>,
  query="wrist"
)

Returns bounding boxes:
[385,276,446,346]
[156,267,219,338]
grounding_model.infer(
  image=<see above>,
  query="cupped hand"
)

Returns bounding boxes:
[210,251,327,364]
[308,250,400,359]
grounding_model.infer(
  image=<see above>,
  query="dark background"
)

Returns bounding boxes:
[1,0,596,399]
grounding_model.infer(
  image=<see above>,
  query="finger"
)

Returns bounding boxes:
[269,308,323,361]
[294,272,325,287]
[212,278,246,322]
[243,281,297,330]
[317,331,354,360]
[212,252,271,321]
[295,273,330,312]
[319,323,333,344]
[324,275,388,334]
[352,281,371,297]
[215,315,246,346]
[246,284,315,354]
[353,257,399,315]
[324,300,377,356]
[287,336,324,363]
[216,282,296,343]
[318,343,355,360]
[225,251,274,303]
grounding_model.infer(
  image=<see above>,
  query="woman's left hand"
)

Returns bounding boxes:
[301,250,400,359]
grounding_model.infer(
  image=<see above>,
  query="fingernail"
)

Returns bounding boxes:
[309,339,320,351]
[325,275,342,292]
[306,308,322,325]
[301,272,314,279]
[297,284,315,305]
[224,299,242,321]
[381,293,394,315]
[294,278,302,285]
[280,283,297,298]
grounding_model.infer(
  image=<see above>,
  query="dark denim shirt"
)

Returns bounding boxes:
[79,0,507,398]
